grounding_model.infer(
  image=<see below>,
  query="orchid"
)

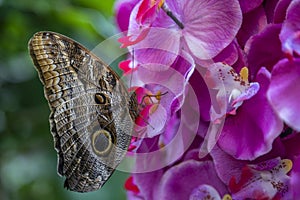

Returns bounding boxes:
[114,0,300,199]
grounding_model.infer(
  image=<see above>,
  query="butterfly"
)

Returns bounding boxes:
[28,31,138,192]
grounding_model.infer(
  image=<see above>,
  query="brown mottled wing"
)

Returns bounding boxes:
[28,31,138,192]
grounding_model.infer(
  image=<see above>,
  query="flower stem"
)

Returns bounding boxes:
[161,3,184,29]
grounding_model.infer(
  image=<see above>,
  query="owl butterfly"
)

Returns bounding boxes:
[28,31,139,192]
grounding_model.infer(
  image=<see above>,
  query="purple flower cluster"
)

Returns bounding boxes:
[114,0,300,199]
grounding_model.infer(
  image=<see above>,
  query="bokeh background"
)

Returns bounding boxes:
[0,0,130,199]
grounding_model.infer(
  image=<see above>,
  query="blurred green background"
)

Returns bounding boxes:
[0,0,130,199]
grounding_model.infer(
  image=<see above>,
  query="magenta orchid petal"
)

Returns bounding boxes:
[238,0,263,13]
[155,160,228,200]
[190,67,211,121]
[279,0,300,56]
[211,146,248,185]
[218,67,283,160]
[115,0,140,32]
[254,137,286,162]
[183,148,203,161]
[189,184,222,200]
[268,58,300,131]
[291,156,300,199]
[283,133,300,158]
[127,191,143,200]
[213,41,239,65]
[132,170,164,200]
[158,113,180,147]
[232,41,247,72]
[131,28,181,71]
[237,5,267,47]
[245,24,284,79]
[264,0,280,23]
[146,104,168,137]
[181,0,242,59]
[273,0,292,23]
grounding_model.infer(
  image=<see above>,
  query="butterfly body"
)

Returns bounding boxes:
[28,31,138,192]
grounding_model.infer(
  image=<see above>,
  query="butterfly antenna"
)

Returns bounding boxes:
[139,91,168,106]
[138,114,155,130]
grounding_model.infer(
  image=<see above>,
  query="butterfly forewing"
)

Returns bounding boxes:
[28,31,138,192]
